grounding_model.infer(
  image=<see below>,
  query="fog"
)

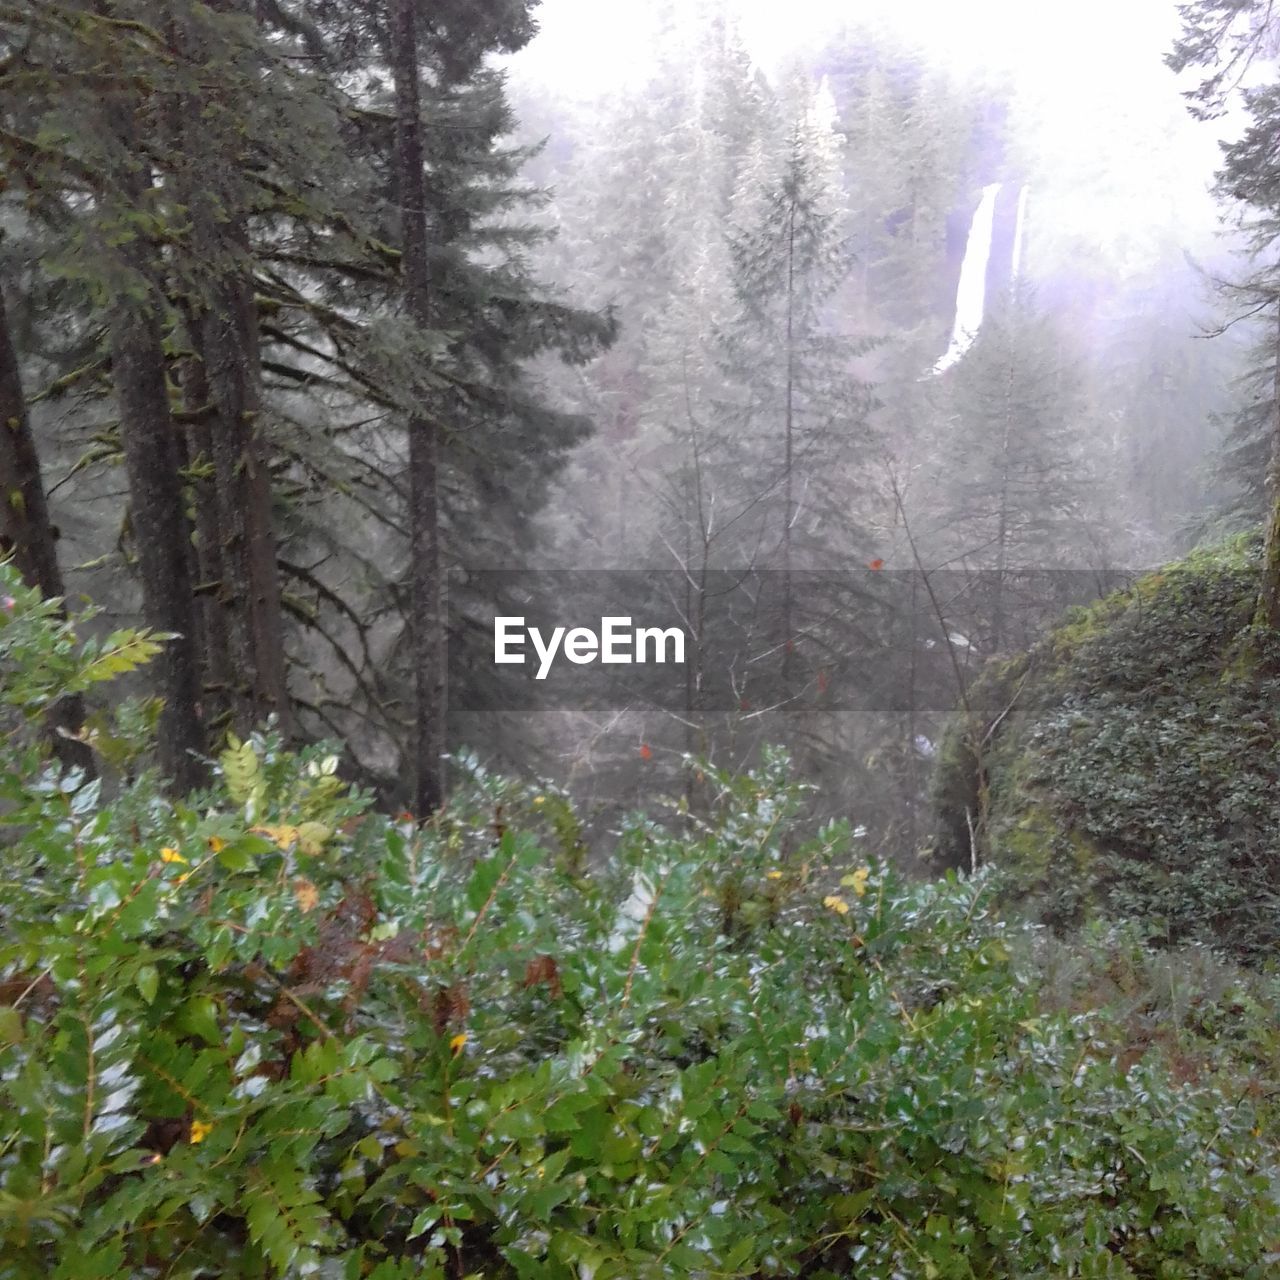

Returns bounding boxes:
[472,0,1262,845]
[5,0,1268,854]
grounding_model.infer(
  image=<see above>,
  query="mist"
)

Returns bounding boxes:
[464,0,1258,845]
[3,0,1258,854]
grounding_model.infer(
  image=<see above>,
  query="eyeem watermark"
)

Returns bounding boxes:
[460,569,1141,711]
[495,615,686,680]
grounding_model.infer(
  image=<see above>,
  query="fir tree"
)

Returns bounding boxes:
[721,72,876,605]
[1169,0,1280,632]
[929,297,1100,651]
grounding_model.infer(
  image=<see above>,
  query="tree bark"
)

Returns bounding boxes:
[110,292,205,793]
[392,0,448,814]
[782,199,796,683]
[178,331,235,731]
[0,286,94,776]
[170,0,293,737]
[196,269,293,736]
[1254,305,1280,637]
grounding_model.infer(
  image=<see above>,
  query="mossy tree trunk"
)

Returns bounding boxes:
[392,0,447,816]
[109,290,206,795]
[174,0,294,739]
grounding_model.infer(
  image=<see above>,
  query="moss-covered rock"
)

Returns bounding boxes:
[931,536,1280,960]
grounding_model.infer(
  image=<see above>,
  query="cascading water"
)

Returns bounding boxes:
[931,182,1002,375]
[1011,184,1029,283]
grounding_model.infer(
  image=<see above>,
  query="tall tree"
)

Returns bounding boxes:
[0,1,207,787]
[1169,0,1280,631]
[2,0,612,800]
[100,23,206,790]
[722,74,876,615]
[390,0,447,815]
[926,296,1103,652]
[168,0,294,735]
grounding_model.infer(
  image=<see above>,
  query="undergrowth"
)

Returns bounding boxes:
[3,561,1280,1278]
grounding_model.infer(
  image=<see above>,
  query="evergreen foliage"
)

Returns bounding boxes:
[0,0,614,798]
[1169,0,1280,632]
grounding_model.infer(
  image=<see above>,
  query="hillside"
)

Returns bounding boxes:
[932,537,1280,960]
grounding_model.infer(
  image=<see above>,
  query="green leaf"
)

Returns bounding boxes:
[135,965,159,1006]
[0,1005,23,1045]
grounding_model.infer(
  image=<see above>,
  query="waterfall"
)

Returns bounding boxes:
[931,182,1002,375]
[1011,184,1029,283]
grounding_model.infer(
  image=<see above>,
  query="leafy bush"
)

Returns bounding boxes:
[3,561,1280,1278]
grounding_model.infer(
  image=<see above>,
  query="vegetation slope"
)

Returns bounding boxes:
[932,536,1280,962]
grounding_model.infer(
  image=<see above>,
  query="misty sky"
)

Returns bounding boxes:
[507,0,1230,273]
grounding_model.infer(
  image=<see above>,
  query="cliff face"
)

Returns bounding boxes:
[931,537,1280,961]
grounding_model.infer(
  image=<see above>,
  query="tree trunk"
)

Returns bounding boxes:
[392,0,448,815]
[1254,305,1280,637]
[196,270,293,736]
[96,44,205,790]
[781,199,796,683]
[992,348,1015,653]
[110,292,205,793]
[0,286,94,776]
[178,333,235,731]
[169,0,292,738]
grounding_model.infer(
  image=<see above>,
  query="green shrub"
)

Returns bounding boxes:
[3,561,1280,1277]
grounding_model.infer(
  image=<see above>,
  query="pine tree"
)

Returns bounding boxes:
[929,296,1100,652]
[1,0,613,795]
[390,0,447,815]
[1,1,207,787]
[721,73,876,624]
[1169,0,1280,632]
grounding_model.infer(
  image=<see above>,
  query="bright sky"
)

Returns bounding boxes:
[506,0,1228,272]
[512,0,1183,95]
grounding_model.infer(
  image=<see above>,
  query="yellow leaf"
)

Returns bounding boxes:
[220,738,261,806]
[840,867,870,897]
[295,821,331,856]
[252,824,299,850]
[293,877,319,913]
[160,847,188,865]
[449,1032,467,1056]
[206,836,226,853]
[822,894,850,916]
[766,870,783,880]
[189,1119,213,1144]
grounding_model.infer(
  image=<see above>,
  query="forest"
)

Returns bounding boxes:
[4,0,1280,1275]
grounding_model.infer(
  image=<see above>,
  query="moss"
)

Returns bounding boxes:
[995,804,1058,880]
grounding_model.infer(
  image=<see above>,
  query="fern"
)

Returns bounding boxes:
[74,630,170,688]
[221,736,266,820]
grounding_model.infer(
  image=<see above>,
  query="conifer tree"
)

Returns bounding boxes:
[929,297,1099,651]
[1,0,613,795]
[0,1,207,787]
[1169,0,1280,632]
[390,0,446,815]
[721,73,876,641]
